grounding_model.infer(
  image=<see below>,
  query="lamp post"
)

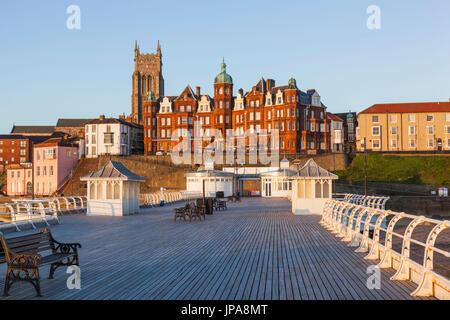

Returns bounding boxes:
[361,138,367,196]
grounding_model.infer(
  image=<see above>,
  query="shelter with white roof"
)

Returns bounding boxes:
[290,159,338,215]
[80,160,145,216]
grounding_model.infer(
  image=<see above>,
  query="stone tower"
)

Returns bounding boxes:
[131,41,164,123]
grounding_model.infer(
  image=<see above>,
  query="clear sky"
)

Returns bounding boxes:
[1,0,449,132]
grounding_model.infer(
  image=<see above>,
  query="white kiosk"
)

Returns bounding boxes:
[290,159,338,215]
[260,159,297,198]
[185,159,235,197]
[81,160,145,216]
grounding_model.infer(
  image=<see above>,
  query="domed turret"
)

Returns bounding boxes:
[214,58,233,84]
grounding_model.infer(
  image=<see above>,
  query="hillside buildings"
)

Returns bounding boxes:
[356,102,450,153]
[84,116,143,158]
[140,57,331,155]
[33,137,79,196]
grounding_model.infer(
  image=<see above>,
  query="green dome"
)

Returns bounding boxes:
[214,59,233,84]
[347,113,354,118]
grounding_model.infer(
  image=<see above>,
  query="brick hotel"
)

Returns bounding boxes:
[131,42,331,155]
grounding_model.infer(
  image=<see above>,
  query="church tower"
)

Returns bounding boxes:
[131,41,164,123]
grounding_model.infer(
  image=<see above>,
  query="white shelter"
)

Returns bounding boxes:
[290,159,338,215]
[185,170,235,197]
[260,159,297,198]
[81,160,145,216]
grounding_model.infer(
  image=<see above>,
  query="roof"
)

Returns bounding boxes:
[185,170,235,178]
[327,113,344,122]
[80,160,146,181]
[86,117,142,129]
[214,60,233,84]
[359,102,450,115]
[56,119,95,127]
[10,125,54,135]
[291,159,338,179]
[260,168,298,177]
[0,134,27,140]
[34,137,78,148]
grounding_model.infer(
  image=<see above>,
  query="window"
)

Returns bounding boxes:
[255,112,261,121]
[372,139,380,149]
[267,111,271,120]
[426,114,434,122]
[249,113,254,121]
[408,114,415,122]
[427,126,434,135]
[37,166,40,176]
[446,113,450,122]
[445,125,450,134]
[20,141,26,147]
[427,138,434,148]
[390,115,397,123]
[408,139,416,148]
[50,166,54,176]
[45,148,56,159]
[372,126,380,136]
[43,166,47,176]
[390,139,398,148]
[409,126,416,135]
[372,115,379,123]
[390,126,398,135]
[356,127,360,137]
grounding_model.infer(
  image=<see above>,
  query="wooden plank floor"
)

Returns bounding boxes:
[0,198,431,300]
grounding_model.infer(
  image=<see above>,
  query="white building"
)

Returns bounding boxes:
[260,159,297,198]
[81,160,145,216]
[185,170,235,198]
[327,113,344,153]
[291,159,338,215]
[84,116,143,158]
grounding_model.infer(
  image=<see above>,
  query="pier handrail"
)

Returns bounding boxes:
[320,198,450,300]
[140,191,199,207]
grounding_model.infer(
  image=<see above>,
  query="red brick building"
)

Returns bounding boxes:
[0,135,32,166]
[143,60,330,155]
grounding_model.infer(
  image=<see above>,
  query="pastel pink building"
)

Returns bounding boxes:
[33,137,79,196]
[5,163,33,196]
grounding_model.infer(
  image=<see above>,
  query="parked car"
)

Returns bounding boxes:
[155,151,167,156]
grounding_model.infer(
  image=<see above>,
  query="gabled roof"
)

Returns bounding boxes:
[56,119,95,127]
[359,102,450,115]
[80,160,145,181]
[291,159,338,179]
[175,85,199,101]
[327,113,344,122]
[11,125,55,135]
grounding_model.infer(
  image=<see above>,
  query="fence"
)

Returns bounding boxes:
[320,198,450,300]
[333,193,390,209]
[0,196,87,232]
[139,192,202,208]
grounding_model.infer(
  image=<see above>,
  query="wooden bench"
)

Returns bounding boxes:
[217,200,227,211]
[0,228,81,297]
[174,203,191,222]
[189,205,206,222]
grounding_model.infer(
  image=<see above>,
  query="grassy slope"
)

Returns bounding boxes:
[334,154,450,186]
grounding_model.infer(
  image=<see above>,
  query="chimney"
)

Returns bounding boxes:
[238,88,244,96]
[266,79,275,92]
[196,86,201,97]
[99,115,105,120]
[119,114,125,120]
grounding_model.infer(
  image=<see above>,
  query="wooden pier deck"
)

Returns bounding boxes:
[0,198,430,300]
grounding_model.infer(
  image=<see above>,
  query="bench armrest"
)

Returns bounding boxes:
[52,240,82,255]
[8,252,42,268]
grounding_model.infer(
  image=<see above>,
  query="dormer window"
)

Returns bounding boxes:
[180,105,185,112]
[250,101,254,107]
[277,97,282,104]
[267,98,271,105]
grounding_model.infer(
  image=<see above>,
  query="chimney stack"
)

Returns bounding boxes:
[196,86,201,97]
[99,115,105,120]
[266,79,275,92]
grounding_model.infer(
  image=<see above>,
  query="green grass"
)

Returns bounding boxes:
[334,154,450,186]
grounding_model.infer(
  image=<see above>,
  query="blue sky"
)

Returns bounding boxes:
[0,0,449,132]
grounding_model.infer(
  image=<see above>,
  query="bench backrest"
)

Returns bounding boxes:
[0,231,53,264]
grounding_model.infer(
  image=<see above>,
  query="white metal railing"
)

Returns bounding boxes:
[13,196,87,213]
[337,193,390,209]
[320,198,450,300]
[140,191,203,207]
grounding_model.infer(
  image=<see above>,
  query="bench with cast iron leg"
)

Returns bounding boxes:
[0,228,81,297]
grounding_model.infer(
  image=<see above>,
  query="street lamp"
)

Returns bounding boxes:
[361,138,367,196]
